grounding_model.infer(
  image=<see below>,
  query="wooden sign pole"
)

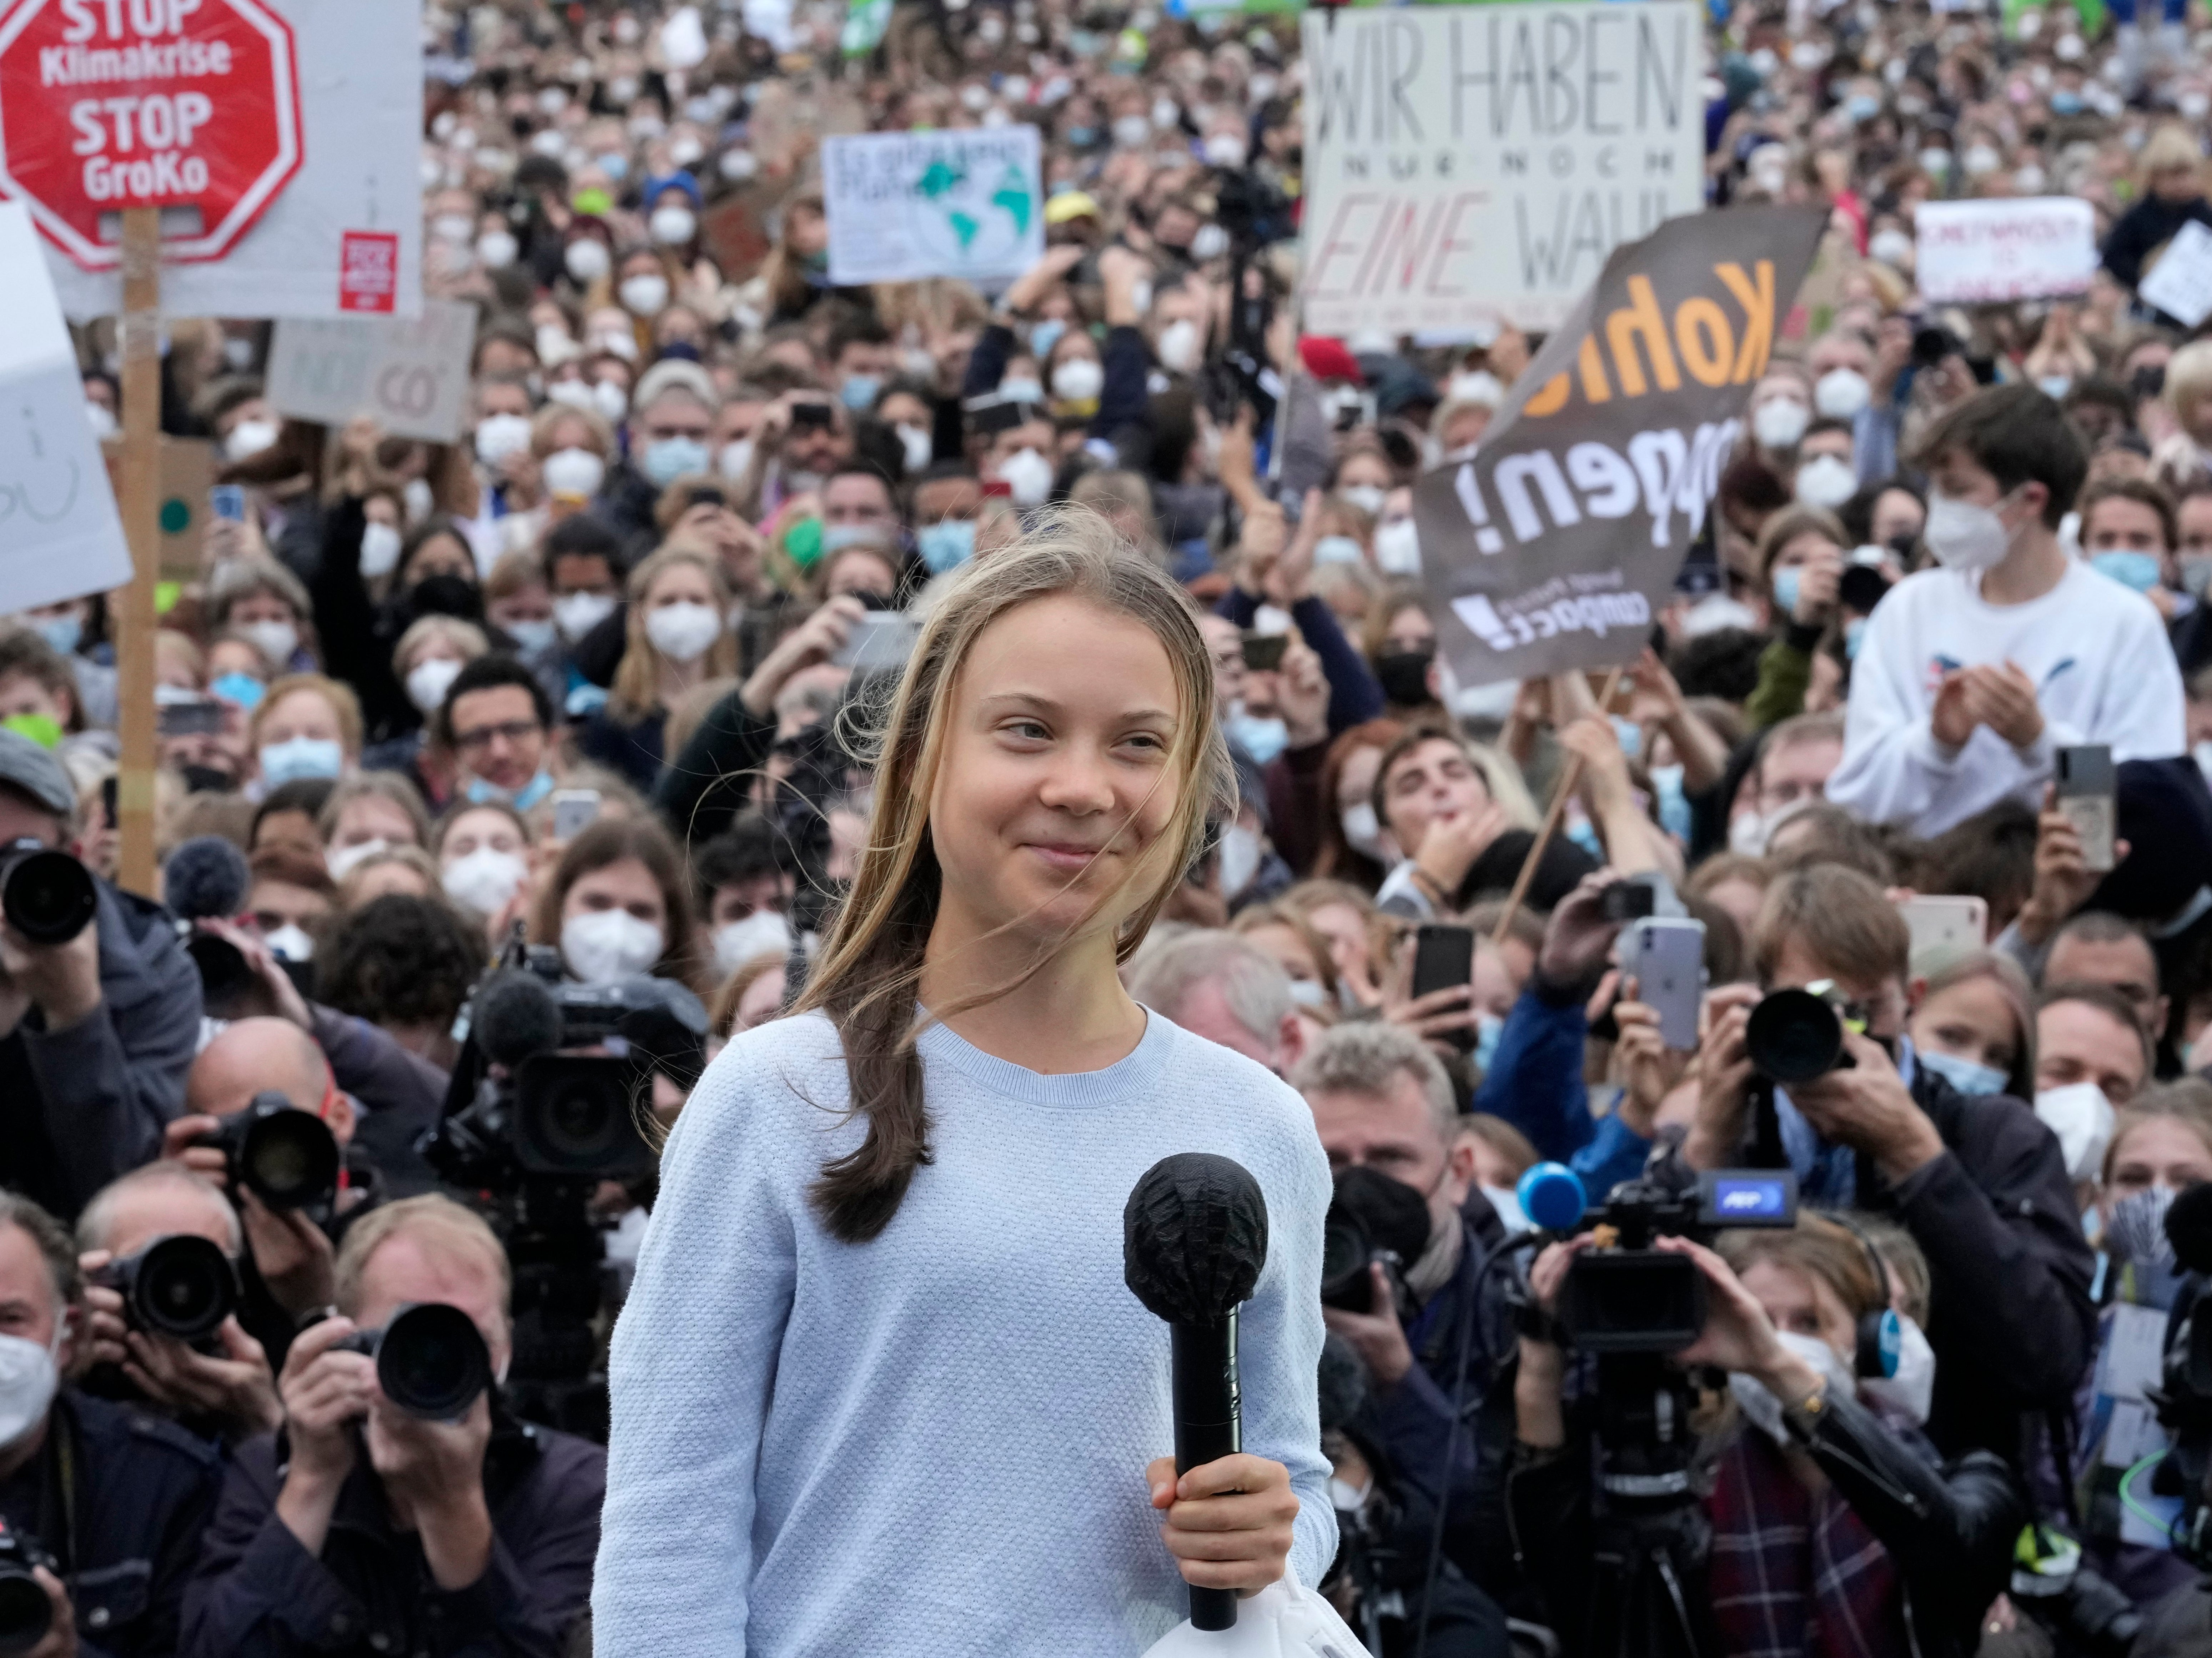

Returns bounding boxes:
[114,206,162,896]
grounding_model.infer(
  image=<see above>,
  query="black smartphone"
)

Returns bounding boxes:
[1601,881,1658,923]
[1839,563,1891,616]
[157,698,226,738]
[1241,633,1288,672]
[685,484,727,510]
[100,775,117,831]
[790,401,834,430]
[1411,924,1475,1001]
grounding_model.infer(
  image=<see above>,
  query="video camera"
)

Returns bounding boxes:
[0,839,95,946]
[197,1092,341,1212]
[334,1302,492,1422]
[1516,1164,1799,1352]
[92,1235,238,1347]
[0,1520,55,1654]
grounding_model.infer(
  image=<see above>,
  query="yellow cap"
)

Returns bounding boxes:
[1044,191,1100,226]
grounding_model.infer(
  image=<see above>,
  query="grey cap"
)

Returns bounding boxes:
[0,728,73,819]
[633,358,719,416]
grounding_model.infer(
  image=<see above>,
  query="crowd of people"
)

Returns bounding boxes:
[8,0,2212,1649]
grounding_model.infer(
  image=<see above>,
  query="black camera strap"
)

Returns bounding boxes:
[32,1398,79,1580]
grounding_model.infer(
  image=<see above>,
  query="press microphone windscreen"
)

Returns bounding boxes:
[472,971,564,1068]
[164,836,250,922]
[2167,1181,2212,1277]
[1123,1153,1270,1327]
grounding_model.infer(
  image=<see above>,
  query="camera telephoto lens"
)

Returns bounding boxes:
[123,1235,236,1343]
[0,841,96,947]
[0,1534,50,1656]
[375,1303,493,1421]
[235,1105,341,1211]
[1319,1209,1375,1312]
[1745,988,1848,1084]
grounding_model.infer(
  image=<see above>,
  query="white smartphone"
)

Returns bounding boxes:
[1621,917,1707,1051]
[834,610,921,675]
[552,789,601,841]
[1897,894,1988,964]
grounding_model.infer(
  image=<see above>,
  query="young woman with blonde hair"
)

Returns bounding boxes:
[597,508,1336,1652]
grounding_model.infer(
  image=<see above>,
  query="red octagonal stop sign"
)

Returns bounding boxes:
[0,0,302,270]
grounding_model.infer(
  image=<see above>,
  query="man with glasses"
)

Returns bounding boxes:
[437,657,559,812]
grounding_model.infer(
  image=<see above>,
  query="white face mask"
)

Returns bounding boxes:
[1729,1330,1859,1443]
[996,446,1054,508]
[592,380,630,423]
[562,909,665,985]
[1924,487,2019,572]
[265,921,315,963]
[1217,822,1263,896]
[716,439,756,483]
[553,590,618,642]
[1814,368,1872,420]
[359,521,404,580]
[1859,1315,1936,1428]
[895,423,934,474]
[619,273,670,317]
[240,618,299,666]
[1051,358,1104,404]
[1156,318,1204,375]
[1340,801,1388,860]
[442,845,529,914]
[713,909,795,978]
[325,838,388,881]
[477,230,519,270]
[0,1323,62,1450]
[542,447,607,501]
[650,206,697,246]
[645,600,723,663]
[474,412,535,467]
[226,418,281,463]
[85,400,117,438]
[1870,228,1916,267]
[1751,397,1810,450]
[406,656,464,715]
[2035,1081,2116,1183]
[1795,454,1860,509]
[403,478,436,526]
[1373,518,1421,576]
[565,239,612,283]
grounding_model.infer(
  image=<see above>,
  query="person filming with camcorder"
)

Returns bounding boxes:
[180,1195,604,1658]
[1507,1196,2022,1658]
[0,729,200,1224]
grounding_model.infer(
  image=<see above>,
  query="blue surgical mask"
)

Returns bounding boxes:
[2051,89,2086,116]
[1650,762,1693,844]
[840,374,881,411]
[1314,535,1364,566]
[1918,1047,2007,1097]
[820,524,882,556]
[1845,618,1867,660]
[642,437,711,487]
[2038,375,2073,400]
[258,737,343,787]
[1608,714,1642,760]
[34,615,80,655]
[466,769,555,811]
[998,377,1044,406]
[210,671,265,710]
[1847,93,1881,123]
[1773,567,1803,616]
[1473,1011,1503,1074]
[1030,318,1067,358]
[1225,709,1289,765]
[2090,549,2163,594]
[918,518,976,575]
[505,618,557,654]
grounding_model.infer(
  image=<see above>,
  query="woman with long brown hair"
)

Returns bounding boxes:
[598,509,1337,1651]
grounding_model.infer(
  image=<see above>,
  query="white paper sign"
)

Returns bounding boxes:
[263,298,478,443]
[0,202,130,615]
[1299,3,1706,332]
[2140,221,2212,327]
[823,126,1044,287]
[1911,197,2097,305]
[26,2,422,323]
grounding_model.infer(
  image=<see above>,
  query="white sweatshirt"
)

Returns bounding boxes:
[1825,560,2185,837]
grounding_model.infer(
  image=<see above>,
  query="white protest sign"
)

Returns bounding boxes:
[11,1,421,322]
[0,201,129,614]
[264,298,478,443]
[1300,3,1706,333]
[2140,221,2212,328]
[823,126,1044,287]
[1911,197,2097,305]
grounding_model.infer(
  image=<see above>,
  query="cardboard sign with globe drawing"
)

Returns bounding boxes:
[823,127,1043,288]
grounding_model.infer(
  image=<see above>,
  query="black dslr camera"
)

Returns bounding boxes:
[1525,1167,1799,1352]
[1745,981,1869,1085]
[93,1235,238,1346]
[0,839,95,946]
[1320,1166,1428,1324]
[335,1302,492,1422]
[0,1519,56,1654]
[195,1092,341,1211]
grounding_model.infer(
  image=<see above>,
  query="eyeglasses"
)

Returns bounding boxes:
[452,718,543,754]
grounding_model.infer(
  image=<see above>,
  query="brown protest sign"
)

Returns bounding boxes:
[1412,204,1827,688]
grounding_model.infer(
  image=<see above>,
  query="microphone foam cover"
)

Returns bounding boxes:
[2167,1181,2212,1277]
[164,836,250,922]
[1123,1152,1270,1326]
[473,971,565,1067]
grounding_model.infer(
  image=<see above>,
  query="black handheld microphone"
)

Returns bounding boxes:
[1123,1152,1271,1633]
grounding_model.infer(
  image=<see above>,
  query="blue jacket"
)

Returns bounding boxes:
[1472,980,1655,1202]
[1213,589,1384,737]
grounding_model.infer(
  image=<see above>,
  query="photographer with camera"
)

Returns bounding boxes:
[73,1164,280,1449]
[1678,865,2096,1462]
[1294,1024,1517,1606]
[182,1195,604,1658]
[0,729,200,1224]
[0,1190,221,1658]
[1510,1215,2022,1658]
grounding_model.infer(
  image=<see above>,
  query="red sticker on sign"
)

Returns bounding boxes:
[0,0,305,271]
[338,230,398,313]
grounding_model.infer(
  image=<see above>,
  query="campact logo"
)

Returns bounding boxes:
[1454,580,1651,652]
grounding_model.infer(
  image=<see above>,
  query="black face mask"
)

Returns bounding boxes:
[1373,648,1436,708]
[180,764,236,795]
[408,573,482,622]
[842,589,896,614]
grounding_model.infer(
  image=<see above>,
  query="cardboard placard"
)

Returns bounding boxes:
[263,297,478,443]
[823,126,1044,288]
[1912,197,2098,305]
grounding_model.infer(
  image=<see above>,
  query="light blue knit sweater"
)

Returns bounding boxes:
[593,1006,1338,1656]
